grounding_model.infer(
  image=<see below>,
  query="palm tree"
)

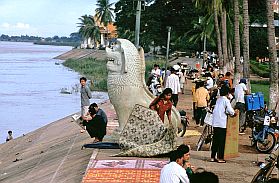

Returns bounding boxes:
[213,0,223,69]
[221,8,229,72]
[266,0,279,109]
[242,0,250,89]
[95,0,115,46]
[77,15,100,48]
[188,15,216,51]
[194,0,223,67]
[233,0,241,86]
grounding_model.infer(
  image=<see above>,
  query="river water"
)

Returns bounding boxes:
[0,41,108,143]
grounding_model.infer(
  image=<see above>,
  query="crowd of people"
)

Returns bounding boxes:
[146,61,255,182]
[2,62,269,182]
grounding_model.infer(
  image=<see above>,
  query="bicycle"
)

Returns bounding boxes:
[196,109,213,151]
[196,124,213,151]
[177,110,189,137]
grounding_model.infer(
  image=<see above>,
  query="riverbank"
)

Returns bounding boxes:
[0,100,118,183]
[54,49,106,61]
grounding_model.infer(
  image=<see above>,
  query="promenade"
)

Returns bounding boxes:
[0,74,272,183]
[81,83,268,183]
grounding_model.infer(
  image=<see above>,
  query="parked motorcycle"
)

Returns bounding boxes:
[250,110,278,153]
[251,143,279,182]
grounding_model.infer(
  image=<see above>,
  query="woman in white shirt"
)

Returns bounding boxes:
[210,85,236,163]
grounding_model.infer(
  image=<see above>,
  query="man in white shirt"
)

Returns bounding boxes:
[205,72,214,90]
[166,68,181,107]
[151,64,161,77]
[234,78,249,133]
[160,150,190,183]
[211,85,236,163]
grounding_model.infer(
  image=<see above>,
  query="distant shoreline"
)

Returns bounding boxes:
[34,41,79,47]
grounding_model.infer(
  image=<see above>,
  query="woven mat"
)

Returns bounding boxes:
[82,159,168,183]
[184,129,201,136]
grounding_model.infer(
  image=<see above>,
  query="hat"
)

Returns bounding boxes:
[173,64,180,71]
[239,78,247,84]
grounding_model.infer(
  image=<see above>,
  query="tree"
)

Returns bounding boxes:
[243,0,250,89]
[77,15,100,47]
[187,15,216,51]
[213,0,223,68]
[233,0,241,86]
[95,0,115,45]
[266,0,279,109]
[115,0,200,52]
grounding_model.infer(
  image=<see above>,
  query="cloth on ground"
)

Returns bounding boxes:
[115,104,176,157]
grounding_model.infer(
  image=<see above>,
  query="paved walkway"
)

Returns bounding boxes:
[81,81,275,183]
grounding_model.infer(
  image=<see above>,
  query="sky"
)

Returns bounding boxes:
[0,0,117,37]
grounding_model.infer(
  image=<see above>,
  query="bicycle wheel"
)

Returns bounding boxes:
[178,118,187,137]
[196,125,209,151]
[256,132,276,153]
[251,162,273,183]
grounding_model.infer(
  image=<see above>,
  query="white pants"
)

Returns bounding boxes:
[81,106,89,117]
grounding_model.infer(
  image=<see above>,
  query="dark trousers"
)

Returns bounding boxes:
[193,102,197,119]
[235,102,246,131]
[195,107,206,126]
[171,94,179,107]
[211,127,227,160]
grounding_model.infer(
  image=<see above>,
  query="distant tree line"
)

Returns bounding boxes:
[0,33,82,47]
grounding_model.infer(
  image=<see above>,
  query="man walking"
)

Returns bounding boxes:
[165,68,181,107]
[234,78,249,133]
[195,80,210,127]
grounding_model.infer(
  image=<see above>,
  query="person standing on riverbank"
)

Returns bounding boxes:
[80,77,92,117]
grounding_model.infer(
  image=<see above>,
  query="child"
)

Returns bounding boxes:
[6,130,13,142]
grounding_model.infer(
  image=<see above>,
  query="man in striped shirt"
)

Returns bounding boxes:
[160,150,189,183]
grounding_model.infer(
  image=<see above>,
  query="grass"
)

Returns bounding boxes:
[251,83,269,104]
[63,58,108,91]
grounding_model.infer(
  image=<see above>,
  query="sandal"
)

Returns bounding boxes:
[217,160,226,163]
[210,158,218,162]
[93,138,100,143]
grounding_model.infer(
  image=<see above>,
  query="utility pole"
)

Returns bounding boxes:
[135,0,142,48]
[164,27,171,78]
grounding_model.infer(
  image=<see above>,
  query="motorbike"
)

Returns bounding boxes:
[250,110,278,153]
[251,143,279,182]
[148,74,162,96]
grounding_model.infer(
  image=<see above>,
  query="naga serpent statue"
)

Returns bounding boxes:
[106,39,180,156]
